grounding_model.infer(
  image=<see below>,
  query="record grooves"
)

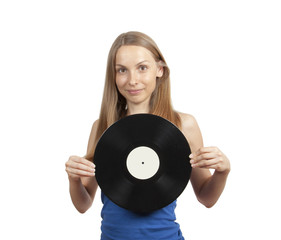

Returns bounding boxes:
[94,114,192,213]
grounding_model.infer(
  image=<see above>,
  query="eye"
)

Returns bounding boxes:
[139,65,147,71]
[117,68,127,73]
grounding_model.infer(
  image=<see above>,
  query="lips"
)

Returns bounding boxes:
[127,89,143,95]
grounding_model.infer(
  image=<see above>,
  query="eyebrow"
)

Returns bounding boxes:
[115,60,150,68]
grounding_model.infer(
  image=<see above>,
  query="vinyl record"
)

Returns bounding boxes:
[94,114,192,213]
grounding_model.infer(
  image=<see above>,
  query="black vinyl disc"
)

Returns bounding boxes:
[94,114,192,213]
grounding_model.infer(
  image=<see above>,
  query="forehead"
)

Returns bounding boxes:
[115,45,155,65]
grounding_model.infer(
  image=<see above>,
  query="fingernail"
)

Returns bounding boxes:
[189,154,193,158]
[190,160,194,164]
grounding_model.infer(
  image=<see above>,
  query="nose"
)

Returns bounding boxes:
[128,71,138,86]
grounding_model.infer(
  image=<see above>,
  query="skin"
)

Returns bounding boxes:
[65,45,230,213]
[115,45,163,115]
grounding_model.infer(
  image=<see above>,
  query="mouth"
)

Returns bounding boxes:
[127,89,143,95]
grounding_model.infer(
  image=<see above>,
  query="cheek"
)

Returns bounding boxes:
[116,75,127,89]
[143,73,157,89]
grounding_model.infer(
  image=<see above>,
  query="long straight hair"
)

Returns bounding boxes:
[85,31,181,161]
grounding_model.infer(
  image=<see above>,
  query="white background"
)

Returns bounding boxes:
[1,0,280,239]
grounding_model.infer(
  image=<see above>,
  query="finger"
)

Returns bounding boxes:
[71,156,95,169]
[190,152,219,164]
[74,162,95,173]
[195,146,219,156]
[191,158,218,168]
[66,167,95,177]
[203,163,224,171]
[66,160,95,174]
[197,164,218,170]
[206,164,228,172]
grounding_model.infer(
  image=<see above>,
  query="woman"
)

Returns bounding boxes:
[65,31,230,240]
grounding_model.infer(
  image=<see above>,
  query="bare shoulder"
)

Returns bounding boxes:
[178,112,203,152]
[82,119,100,162]
[81,119,100,199]
[178,112,199,134]
[86,119,99,150]
[91,119,100,134]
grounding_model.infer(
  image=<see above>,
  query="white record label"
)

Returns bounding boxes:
[126,146,160,180]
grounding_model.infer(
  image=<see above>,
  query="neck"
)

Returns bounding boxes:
[126,102,150,116]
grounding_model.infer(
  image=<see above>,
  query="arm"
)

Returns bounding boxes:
[65,120,99,213]
[179,113,230,208]
[190,147,230,208]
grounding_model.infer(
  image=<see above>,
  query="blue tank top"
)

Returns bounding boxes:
[100,192,185,240]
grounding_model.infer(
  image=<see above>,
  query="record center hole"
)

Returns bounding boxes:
[142,162,144,164]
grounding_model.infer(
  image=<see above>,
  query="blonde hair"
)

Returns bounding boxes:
[85,31,181,161]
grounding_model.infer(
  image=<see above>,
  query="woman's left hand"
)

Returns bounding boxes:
[189,147,230,173]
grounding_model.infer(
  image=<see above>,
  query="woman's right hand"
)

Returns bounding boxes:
[65,155,95,181]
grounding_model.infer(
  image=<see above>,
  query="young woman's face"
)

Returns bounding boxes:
[115,45,163,108]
